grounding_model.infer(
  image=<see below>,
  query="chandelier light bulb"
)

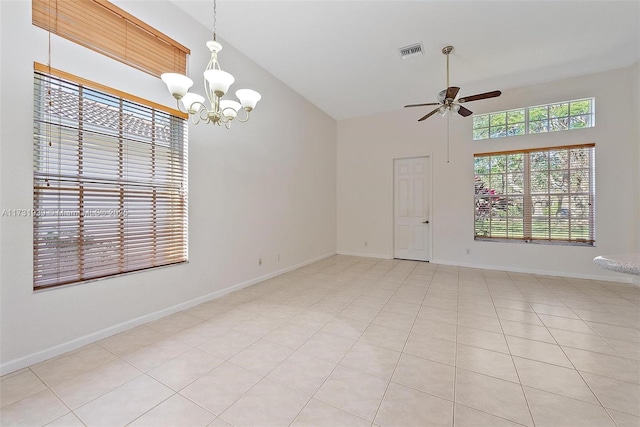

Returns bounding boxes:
[161,73,193,99]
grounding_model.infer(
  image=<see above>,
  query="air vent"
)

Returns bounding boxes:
[399,43,423,60]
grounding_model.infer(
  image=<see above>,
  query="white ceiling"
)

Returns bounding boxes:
[171,1,640,121]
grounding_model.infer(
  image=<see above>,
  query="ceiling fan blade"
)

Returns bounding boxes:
[445,86,460,100]
[458,90,502,103]
[458,105,473,117]
[418,108,440,122]
[404,102,441,108]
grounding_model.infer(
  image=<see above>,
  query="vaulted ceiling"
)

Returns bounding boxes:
[171,1,640,120]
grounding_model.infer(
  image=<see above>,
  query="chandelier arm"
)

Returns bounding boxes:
[237,108,251,123]
[175,99,189,114]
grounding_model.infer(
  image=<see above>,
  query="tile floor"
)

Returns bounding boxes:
[1,255,640,427]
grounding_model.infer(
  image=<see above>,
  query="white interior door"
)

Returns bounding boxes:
[394,157,430,261]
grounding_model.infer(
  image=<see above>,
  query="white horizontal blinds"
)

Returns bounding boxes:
[34,71,188,289]
[32,0,190,78]
[474,144,595,246]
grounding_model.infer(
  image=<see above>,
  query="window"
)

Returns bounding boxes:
[33,65,188,289]
[32,0,190,77]
[474,144,595,246]
[473,98,594,140]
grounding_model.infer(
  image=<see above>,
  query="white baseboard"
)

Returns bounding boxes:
[0,252,335,376]
[336,251,392,259]
[430,258,633,284]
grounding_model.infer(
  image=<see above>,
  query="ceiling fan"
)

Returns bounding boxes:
[405,45,502,122]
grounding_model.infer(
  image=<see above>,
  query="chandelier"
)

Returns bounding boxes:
[160,0,261,128]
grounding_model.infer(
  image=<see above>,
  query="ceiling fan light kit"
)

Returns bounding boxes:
[405,45,502,122]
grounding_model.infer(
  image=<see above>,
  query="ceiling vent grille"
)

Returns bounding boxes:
[399,43,423,60]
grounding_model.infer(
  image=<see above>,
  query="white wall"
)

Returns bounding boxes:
[0,0,336,373]
[337,64,639,281]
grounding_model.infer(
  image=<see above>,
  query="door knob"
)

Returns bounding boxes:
[423,220,429,224]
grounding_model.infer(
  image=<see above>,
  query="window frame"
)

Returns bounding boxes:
[474,144,595,246]
[33,64,189,290]
[473,98,595,141]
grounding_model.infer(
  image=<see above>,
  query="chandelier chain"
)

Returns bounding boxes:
[213,0,217,41]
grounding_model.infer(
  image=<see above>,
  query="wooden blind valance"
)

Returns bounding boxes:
[33,0,190,78]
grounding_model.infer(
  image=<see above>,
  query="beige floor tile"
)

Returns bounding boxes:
[358,324,409,352]
[315,365,388,421]
[512,356,598,404]
[586,322,640,343]
[500,320,555,343]
[456,313,503,333]
[454,404,526,427]
[179,362,262,415]
[563,346,640,384]
[97,326,166,356]
[0,389,69,427]
[339,305,381,323]
[129,394,215,426]
[404,333,456,366]
[0,369,47,408]
[492,298,533,313]
[51,359,142,409]
[608,410,640,427]
[148,348,223,391]
[524,386,615,427]
[122,338,192,372]
[456,345,519,383]
[321,317,370,340]
[298,331,356,363]
[582,372,640,416]
[411,317,457,342]
[375,382,453,427]
[506,335,573,368]
[392,353,455,400]
[608,337,640,361]
[229,339,294,376]
[372,311,416,332]
[220,378,309,427]
[340,342,401,379]
[171,321,229,347]
[267,351,336,396]
[457,326,509,354]
[537,314,596,334]
[147,312,203,336]
[496,307,543,326]
[197,330,261,360]
[549,328,619,355]
[530,303,579,319]
[454,369,533,426]
[31,344,118,386]
[422,298,459,314]
[44,412,85,426]
[74,375,173,427]
[291,398,370,427]
[232,315,284,337]
[263,322,318,348]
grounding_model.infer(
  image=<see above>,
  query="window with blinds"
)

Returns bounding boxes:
[32,0,190,78]
[33,67,188,290]
[474,145,595,246]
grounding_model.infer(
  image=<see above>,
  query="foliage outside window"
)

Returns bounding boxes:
[33,70,188,289]
[474,145,595,246]
[473,98,594,140]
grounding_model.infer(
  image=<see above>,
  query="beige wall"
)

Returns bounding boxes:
[0,0,337,372]
[338,63,640,281]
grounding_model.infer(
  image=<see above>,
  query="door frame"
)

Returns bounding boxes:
[392,154,433,261]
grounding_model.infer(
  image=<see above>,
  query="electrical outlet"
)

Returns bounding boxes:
[364,241,368,247]
[466,248,470,255]
[259,258,262,266]
[277,253,280,261]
